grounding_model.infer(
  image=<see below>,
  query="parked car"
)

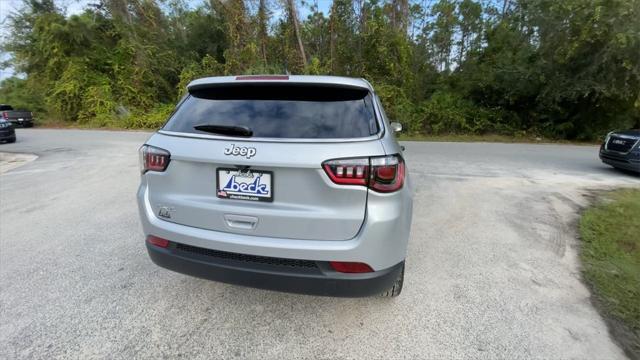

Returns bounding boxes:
[599,129,640,173]
[0,104,34,128]
[0,119,16,143]
[137,75,413,297]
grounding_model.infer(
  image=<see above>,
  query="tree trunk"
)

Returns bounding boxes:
[286,0,307,66]
[501,0,509,19]
[459,32,465,65]
[392,0,409,33]
[258,0,268,64]
[358,0,366,68]
[329,1,336,72]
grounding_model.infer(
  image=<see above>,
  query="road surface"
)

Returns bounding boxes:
[1,129,638,359]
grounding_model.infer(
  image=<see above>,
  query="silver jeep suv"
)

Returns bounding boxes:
[137,75,413,297]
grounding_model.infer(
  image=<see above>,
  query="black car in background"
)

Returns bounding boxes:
[0,104,34,128]
[0,119,16,143]
[599,129,640,173]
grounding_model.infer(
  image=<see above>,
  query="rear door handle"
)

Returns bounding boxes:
[224,214,258,230]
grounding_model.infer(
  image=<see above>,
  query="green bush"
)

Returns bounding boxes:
[78,80,117,125]
[123,104,176,129]
[375,84,424,134]
[47,61,88,121]
[177,55,225,98]
[420,91,508,135]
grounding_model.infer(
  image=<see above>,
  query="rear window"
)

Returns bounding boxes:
[0,105,13,111]
[162,85,378,139]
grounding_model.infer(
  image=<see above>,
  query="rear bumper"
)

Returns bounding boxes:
[0,128,15,141]
[8,119,33,127]
[147,240,403,297]
[600,150,640,173]
[137,178,413,271]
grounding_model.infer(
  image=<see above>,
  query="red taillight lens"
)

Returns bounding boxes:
[322,158,369,185]
[322,155,405,192]
[329,261,374,273]
[370,156,405,193]
[2,112,8,120]
[147,235,170,248]
[375,165,396,180]
[139,145,170,173]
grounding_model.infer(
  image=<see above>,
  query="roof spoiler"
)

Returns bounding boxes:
[187,77,371,93]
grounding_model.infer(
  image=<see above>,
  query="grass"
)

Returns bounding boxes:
[580,189,640,357]
[398,133,599,145]
[34,118,154,131]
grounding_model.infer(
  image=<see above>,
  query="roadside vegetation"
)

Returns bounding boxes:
[1,0,639,140]
[397,134,599,145]
[580,189,640,357]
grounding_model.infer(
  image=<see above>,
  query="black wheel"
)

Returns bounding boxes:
[24,123,34,128]
[7,137,16,143]
[380,263,404,297]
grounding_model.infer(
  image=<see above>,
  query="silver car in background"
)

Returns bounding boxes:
[137,75,413,297]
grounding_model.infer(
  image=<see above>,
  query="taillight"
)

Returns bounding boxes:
[369,156,405,193]
[147,235,170,248]
[139,145,171,173]
[2,112,7,120]
[322,158,369,185]
[329,261,374,273]
[322,155,405,193]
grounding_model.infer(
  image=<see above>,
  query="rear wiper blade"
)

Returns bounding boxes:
[193,124,253,137]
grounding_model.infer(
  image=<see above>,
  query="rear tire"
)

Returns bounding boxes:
[380,263,404,297]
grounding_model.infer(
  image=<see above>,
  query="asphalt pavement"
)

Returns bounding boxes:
[1,129,639,359]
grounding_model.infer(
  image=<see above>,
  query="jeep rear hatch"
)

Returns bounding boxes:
[145,83,386,241]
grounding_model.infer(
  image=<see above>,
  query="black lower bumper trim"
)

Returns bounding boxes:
[9,121,32,127]
[147,242,403,297]
[600,153,640,173]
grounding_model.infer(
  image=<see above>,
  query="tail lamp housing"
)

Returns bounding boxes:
[139,145,171,173]
[322,154,405,193]
[2,112,8,120]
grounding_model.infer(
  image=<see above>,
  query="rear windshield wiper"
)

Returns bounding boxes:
[193,124,253,137]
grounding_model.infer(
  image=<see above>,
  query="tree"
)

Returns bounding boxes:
[428,0,457,72]
[456,0,482,64]
[329,0,358,74]
[1,0,638,139]
[285,0,307,66]
[390,0,409,33]
[303,2,330,65]
[257,0,270,64]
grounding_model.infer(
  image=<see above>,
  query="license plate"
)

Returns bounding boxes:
[18,118,24,121]
[216,168,273,202]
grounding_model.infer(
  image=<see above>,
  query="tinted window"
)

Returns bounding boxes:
[163,85,378,138]
[0,105,13,111]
